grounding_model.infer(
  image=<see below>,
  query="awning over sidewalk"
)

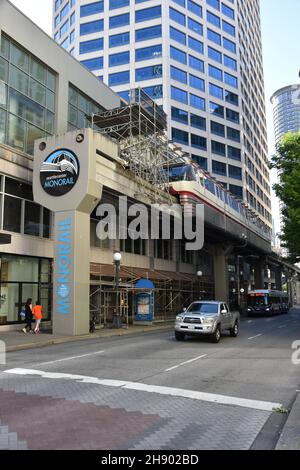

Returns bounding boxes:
[90,263,198,283]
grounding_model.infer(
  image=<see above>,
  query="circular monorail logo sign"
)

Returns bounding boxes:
[40,149,80,196]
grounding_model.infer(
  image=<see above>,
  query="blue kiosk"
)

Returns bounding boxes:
[135,279,155,323]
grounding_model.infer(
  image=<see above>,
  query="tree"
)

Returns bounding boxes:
[270,132,300,263]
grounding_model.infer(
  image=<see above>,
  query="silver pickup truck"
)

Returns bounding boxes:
[174,301,240,343]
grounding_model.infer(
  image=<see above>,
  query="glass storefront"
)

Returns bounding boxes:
[0,254,52,324]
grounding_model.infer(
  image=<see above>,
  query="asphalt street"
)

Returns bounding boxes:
[0,308,299,450]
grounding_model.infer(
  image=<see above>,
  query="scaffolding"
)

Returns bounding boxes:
[88,88,186,204]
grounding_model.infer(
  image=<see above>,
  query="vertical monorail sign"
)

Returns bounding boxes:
[33,130,103,335]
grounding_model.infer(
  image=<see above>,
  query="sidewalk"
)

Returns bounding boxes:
[0,322,174,353]
[276,392,300,450]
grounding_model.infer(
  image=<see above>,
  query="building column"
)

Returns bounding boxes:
[214,247,228,303]
[253,258,266,289]
[274,266,283,291]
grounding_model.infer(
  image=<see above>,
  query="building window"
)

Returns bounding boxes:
[207,28,221,45]
[80,38,103,54]
[188,0,202,17]
[191,134,207,150]
[171,106,188,125]
[171,86,188,104]
[208,64,222,81]
[190,113,206,130]
[188,36,203,54]
[192,155,207,170]
[109,0,129,10]
[109,32,130,48]
[135,64,162,81]
[211,120,225,137]
[212,140,226,156]
[188,18,203,36]
[190,93,205,111]
[67,83,104,130]
[172,127,189,145]
[80,20,104,35]
[222,20,235,37]
[108,70,130,86]
[135,25,162,42]
[170,66,187,84]
[189,55,204,73]
[212,160,226,176]
[225,90,238,106]
[80,1,104,17]
[227,126,240,142]
[60,3,70,21]
[209,83,223,99]
[81,57,103,71]
[136,6,161,23]
[223,37,236,53]
[0,34,56,155]
[189,74,205,92]
[210,101,224,117]
[228,165,242,180]
[207,11,221,28]
[226,108,239,123]
[109,13,130,28]
[208,46,222,63]
[170,46,187,64]
[170,26,186,45]
[229,184,243,199]
[169,7,186,26]
[224,72,238,88]
[109,51,130,67]
[135,45,162,62]
[227,145,241,161]
[142,85,163,99]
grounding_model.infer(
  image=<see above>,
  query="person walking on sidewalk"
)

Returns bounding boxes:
[22,298,33,334]
[32,301,43,334]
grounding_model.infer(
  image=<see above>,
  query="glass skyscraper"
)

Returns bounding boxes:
[53,0,272,228]
[271,84,300,147]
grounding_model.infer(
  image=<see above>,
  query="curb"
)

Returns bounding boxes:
[276,392,300,450]
[6,322,174,352]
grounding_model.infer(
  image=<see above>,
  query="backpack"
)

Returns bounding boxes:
[20,309,26,320]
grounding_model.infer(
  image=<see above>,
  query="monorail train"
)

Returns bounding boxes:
[167,161,271,242]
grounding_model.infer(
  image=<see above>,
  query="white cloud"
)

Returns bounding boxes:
[9,0,52,36]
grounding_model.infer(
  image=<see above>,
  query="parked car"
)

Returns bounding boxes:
[174,301,240,343]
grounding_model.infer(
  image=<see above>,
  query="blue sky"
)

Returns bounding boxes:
[9,0,300,230]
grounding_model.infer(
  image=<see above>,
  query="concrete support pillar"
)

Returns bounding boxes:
[214,247,228,303]
[274,267,283,291]
[253,258,266,289]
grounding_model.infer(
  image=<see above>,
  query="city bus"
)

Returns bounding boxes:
[246,290,289,316]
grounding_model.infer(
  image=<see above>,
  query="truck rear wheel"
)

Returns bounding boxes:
[229,321,239,337]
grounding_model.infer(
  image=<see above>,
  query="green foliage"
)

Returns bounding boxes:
[270,132,300,263]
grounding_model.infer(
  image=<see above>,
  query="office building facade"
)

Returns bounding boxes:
[53,0,272,229]
[1,0,217,328]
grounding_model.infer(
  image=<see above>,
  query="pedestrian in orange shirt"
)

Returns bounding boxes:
[32,301,43,334]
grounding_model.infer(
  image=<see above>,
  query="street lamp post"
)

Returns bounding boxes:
[112,251,122,328]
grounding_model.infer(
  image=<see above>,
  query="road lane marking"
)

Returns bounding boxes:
[248,334,263,340]
[165,354,207,372]
[3,368,281,412]
[34,350,105,366]
[278,325,287,329]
